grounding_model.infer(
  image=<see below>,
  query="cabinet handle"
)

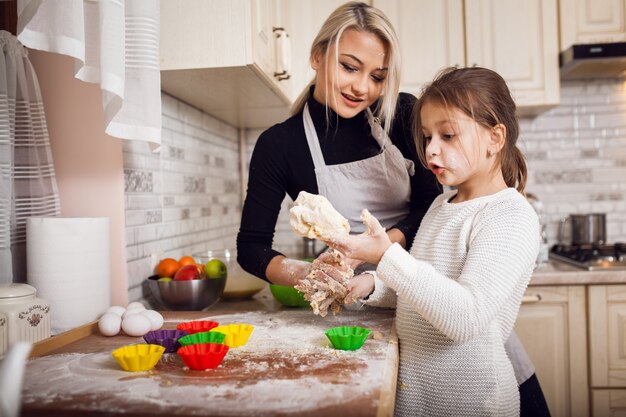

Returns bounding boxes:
[521,294,542,304]
[273,27,291,82]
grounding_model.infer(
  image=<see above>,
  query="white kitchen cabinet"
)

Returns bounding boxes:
[589,285,626,387]
[592,390,626,416]
[465,0,560,115]
[560,0,626,50]
[374,0,560,115]
[159,0,292,128]
[278,0,355,102]
[372,0,464,97]
[589,285,626,417]
[514,285,589,417]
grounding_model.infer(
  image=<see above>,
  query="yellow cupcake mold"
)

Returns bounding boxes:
[210,324,254,348]
[112,343,165,372]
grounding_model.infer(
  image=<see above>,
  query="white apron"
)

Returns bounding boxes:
[303,103,414,233]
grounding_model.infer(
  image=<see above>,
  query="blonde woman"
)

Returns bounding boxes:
[238,2,439,285]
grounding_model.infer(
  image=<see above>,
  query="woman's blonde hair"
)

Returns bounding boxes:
[291,1,401,137]
[414,67,528,193]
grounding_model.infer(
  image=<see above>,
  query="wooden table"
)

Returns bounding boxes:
[21,303,398,417]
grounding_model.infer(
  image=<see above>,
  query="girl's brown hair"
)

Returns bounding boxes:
[413,66,528,193]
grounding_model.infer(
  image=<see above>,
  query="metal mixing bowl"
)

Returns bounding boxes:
[146,276,226,310]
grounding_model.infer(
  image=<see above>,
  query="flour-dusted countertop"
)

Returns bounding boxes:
[21,305,398,417]
[530,260,626,285]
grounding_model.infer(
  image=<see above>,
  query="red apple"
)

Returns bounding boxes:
[174,264,200,281]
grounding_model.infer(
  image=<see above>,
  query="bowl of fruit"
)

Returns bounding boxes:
[147,256,227,310]
[193,249,266,300]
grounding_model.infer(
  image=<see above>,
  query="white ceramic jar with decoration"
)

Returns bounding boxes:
[0,284,50,356]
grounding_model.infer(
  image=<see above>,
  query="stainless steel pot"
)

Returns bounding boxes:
[558,213,606,245]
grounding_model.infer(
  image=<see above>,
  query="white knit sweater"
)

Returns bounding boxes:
[370,188,540,417]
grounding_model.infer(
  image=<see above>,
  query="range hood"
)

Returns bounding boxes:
[560,42,626,80]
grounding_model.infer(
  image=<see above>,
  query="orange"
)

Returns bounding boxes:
[179,256,196,267]
[156,258,180,278]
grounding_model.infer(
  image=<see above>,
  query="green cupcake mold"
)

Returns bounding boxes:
[178,331,226,347]
[325,326,372,351]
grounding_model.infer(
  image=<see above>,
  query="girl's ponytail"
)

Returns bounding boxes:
[503,146,528,194]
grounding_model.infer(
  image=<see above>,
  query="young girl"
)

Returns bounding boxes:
[326,66,542,416]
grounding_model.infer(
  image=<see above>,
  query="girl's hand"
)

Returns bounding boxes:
[326,209,393,265]
[344,273,375,304]
[309,250,353,281]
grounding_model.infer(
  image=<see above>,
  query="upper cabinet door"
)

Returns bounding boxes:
[281,0,355,102]
[373,0,465,97]
[465,0,559,114]
[251,0,277,84]
[560,0,626,50]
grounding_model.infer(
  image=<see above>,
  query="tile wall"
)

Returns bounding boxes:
[520,78,626,244]
[123,79,626,301]
[123,94,243,301]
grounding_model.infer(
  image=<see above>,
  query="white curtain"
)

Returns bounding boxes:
[16,0,161,146]
[0,31,61,284]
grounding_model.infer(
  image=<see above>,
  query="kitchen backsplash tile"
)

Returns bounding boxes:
[123,93,241,302]
[123,79,626,302]
[522,78,626,245]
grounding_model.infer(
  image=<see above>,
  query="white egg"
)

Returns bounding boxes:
[106,305,126,317]
[121,314,152,337]
[98,313,122,336]
[126,301,146,310]
[140,310,164,331]
[122,307,145,319]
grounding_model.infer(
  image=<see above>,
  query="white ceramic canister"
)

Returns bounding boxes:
[0,284,50,356]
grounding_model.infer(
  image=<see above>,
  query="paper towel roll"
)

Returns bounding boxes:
[26,217,111,334]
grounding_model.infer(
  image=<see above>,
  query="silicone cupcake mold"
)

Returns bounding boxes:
[112,344,165,372]
[178,331,226,347]
[325,326,372,351]
[143,329,189,353]
[210,324,254,348]
[176,320,219,334]
[177,343,229,370]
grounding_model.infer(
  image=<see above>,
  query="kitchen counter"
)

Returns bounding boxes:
[21,296,398,417]
[530,260,626,286]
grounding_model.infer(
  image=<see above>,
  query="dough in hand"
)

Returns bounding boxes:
[289,191,350,240]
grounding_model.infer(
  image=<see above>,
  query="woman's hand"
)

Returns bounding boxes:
[325,209,393,265]
[309,251,353,281]
[344,273,375,304]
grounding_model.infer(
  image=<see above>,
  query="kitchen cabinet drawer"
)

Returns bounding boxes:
[515,285,589,417]
[560,0,626,50]
[374,0,560,116]
[589,285,626,388]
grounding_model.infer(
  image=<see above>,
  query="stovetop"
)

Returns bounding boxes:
[549,243,626,271]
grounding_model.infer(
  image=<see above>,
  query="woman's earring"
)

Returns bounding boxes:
[488,149,494,156]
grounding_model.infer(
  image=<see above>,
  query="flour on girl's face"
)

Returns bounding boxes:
[421,102,494,194]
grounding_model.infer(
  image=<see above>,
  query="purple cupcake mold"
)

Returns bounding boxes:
[143,329,189,353]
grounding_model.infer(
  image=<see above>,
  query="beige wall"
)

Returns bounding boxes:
[28,50,128,306]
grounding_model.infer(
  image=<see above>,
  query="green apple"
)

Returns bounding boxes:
[158,277,173,282]
[204,259,227,279]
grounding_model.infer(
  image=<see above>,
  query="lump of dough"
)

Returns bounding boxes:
[294,249,353,317]
[289,191,350,240]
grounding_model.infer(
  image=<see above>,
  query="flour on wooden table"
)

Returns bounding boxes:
[22,310,394,416]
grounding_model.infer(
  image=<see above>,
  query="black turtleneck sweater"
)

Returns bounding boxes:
[237,92,442,281]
